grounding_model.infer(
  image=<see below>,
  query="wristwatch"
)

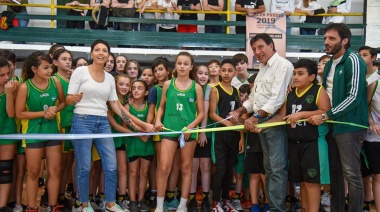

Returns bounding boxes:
[253,112,262,119]
[321,114,327,121]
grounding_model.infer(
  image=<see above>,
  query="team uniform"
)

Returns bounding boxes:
[10,76,25,154]
[231,73,253,89]
[111,96,128,151]
[0,89,18,145]
[148,84,163,142]
[162,78,198,141]
[286,83,330,184]
[364,79,380,174]
[211,83,241,201]
[21,78,61,148]
[243,132,264,174]
[55,73,74,152]
[127,102,155,162]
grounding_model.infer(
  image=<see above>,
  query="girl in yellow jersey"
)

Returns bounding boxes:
[15,51,66,212]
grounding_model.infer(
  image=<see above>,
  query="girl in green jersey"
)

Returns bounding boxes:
[154,52,205,212]
[0,57,17,211]
[15,52,66,212]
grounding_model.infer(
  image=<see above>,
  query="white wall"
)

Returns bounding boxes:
[366,0,380,47]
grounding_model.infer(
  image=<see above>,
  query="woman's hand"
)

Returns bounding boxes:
[198,132,207,147]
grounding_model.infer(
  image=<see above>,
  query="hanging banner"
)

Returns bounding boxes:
[246,12,287,69]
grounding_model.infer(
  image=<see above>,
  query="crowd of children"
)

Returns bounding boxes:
[0,37,379,212]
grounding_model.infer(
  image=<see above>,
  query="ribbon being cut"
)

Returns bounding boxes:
[0,119,369,147]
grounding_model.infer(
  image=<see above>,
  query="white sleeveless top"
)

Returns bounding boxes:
[366,79,380,142]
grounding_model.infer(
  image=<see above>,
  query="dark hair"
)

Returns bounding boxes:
[132,79,149,100]
[207,59,220,67]
[152,56,172,80]
[91,39,111,53]
[0,50,16,65]
[48,44,65,58]
[175,52,196,80]
[73,57,89,68]
[125,59,142,79]
[22,51,52,81]
[359,46,378,59]
[221,58,236,68]
[250,33,276,51]
[294,59,318,84]
[324,23,351,49]
[239,84,251,95]
[232,53,248,64]
[247,73,257,84]
[319,55,331,62]
[0,56,10,69]
[115,54,128,62]
[52,49,73,73]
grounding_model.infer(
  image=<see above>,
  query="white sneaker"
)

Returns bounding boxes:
[72,206,82,212]
[233,199,244,212]
[176,205,187,212]
[321,193,331,207]
[13,204,23,212]
[116,200,129,212]
[82,204,95,212]
[154,207,164,212]
[106,203,124,212]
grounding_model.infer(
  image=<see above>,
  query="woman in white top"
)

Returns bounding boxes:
[66,39,155,212]
[295,0,324,35]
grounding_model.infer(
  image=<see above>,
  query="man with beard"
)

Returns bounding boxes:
[308,23,368,212]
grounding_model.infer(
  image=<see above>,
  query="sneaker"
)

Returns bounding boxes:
[46,205,64,212]
[166,199,179,210]
[59,197,72,210]
[82,204,95,212]
[291,199,302,212]
[363,202,370,212]
[118,200,130,212]
[188,198,198,212]
[90,201,103,212]
[201,199,210,212]
[99,199,106,212]
[233,199,243,212]
[138,200,150,212]
[72,202,82,212]
[26,207,39,212]
[176,204,187,212]
[13,204,23,212]
[250,204,260,212]
[41,192,49,207]
[261,203,269,212]
[155,207,164,212]
[241,199,252,209]
[321,193,330,207]
[149,193,157,208]
[106,203,124,212]
[0,206,8,212]
[128,202,138,212]
[223,200,238,212]
[211,201,223,212]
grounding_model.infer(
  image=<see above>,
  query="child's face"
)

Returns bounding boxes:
[317,58,329,76]
[239,92,249,105]
[54,52,72,72]
[359,49,376,67]
[76,58,88,69]
[142,68,155,87]
[208,62,220,77]
[7,60,15,74]
[175,55,193,77]
[154,64,169,83]
[105,55,115,72]
[116,56,127,72]
[236,60,248,74]
[220,63,236,83]
[293,67,315,89]
[0,66,11,87]
[196,66,209,86]
[127,62,139,79]
[32,60,53,80]
[132,81,148,99]
[116,77,131,96]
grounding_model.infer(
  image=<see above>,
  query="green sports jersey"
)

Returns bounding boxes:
[163,78,198,140]
[0,91,18,144]
[127,101,155,157]
[21,78,60,144]
[54,73,74,128]
[153,85,163,142]
[111,97,128,148]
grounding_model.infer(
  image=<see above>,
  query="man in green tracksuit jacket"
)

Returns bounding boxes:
[309,23,368,212]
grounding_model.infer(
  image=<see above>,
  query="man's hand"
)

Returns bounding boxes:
[244,116,258,132]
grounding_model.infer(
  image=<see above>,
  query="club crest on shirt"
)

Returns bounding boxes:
[306,95,314,104]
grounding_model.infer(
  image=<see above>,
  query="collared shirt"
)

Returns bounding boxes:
[243,52,293,114]
[270,0,295,13]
